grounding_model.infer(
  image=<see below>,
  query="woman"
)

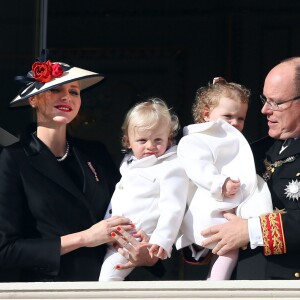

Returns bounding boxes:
[0,50,154,281]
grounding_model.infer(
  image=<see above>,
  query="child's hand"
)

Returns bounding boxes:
[148,244,167,260]
[222,178,241,198]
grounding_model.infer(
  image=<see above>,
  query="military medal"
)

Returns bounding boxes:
[284,180,300,201]
[262,155,298,181]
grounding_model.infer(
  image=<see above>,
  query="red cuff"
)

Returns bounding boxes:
[260,213,286,256]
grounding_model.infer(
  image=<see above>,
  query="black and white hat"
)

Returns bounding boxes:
[10,49,104,107]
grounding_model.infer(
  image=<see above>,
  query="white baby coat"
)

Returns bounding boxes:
[110,145,190,257]
[175,119,273,249]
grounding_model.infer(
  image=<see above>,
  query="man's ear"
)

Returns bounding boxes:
[203,106,211,122]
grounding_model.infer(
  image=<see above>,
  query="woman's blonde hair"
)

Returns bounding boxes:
[121,98,180,151]
[192,78,251,123]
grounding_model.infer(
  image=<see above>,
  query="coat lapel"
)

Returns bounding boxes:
[21,132,109,224]
[72,146,97,200]
[267,138,300,161]
[71,142,112,221]
[280,138,300,158]
[21,133,88,203]
[265,139,281,160]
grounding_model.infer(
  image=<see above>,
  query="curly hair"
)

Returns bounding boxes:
[121,97,180,151]
[192,79,251,123]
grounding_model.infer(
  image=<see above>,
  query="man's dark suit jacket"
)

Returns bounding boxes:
[234,136,300,280]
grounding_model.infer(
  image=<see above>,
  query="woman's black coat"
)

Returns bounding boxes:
[0,131,120,281]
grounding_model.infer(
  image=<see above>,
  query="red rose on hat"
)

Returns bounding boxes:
[32,60,53,83]
[52,63,64,78]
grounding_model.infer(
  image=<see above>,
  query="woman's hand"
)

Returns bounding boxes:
[60,216,132,255]
[85,216,134,247]
[112,227,159,270]
[201,213,249,255]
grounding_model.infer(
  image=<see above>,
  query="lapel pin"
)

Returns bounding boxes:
[87,162,99,182]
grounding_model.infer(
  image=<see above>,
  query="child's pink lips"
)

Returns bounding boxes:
[144,152,155,156]
[55,105,72,112]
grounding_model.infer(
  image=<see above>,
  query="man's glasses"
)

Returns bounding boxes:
[260,94,300,111]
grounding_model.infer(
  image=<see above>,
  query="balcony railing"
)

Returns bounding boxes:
[0,281,299,299]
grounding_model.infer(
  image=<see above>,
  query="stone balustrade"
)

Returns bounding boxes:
[0,281,299,299]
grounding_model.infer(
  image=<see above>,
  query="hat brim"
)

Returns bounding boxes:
[10,66,104,107]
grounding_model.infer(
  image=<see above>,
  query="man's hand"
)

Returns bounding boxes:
[201,213,249,255]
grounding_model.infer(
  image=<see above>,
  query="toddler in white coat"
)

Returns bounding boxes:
[176,78,273,280]
[99,98,190,281]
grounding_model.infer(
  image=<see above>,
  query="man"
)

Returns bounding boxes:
[201,57,300,279]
